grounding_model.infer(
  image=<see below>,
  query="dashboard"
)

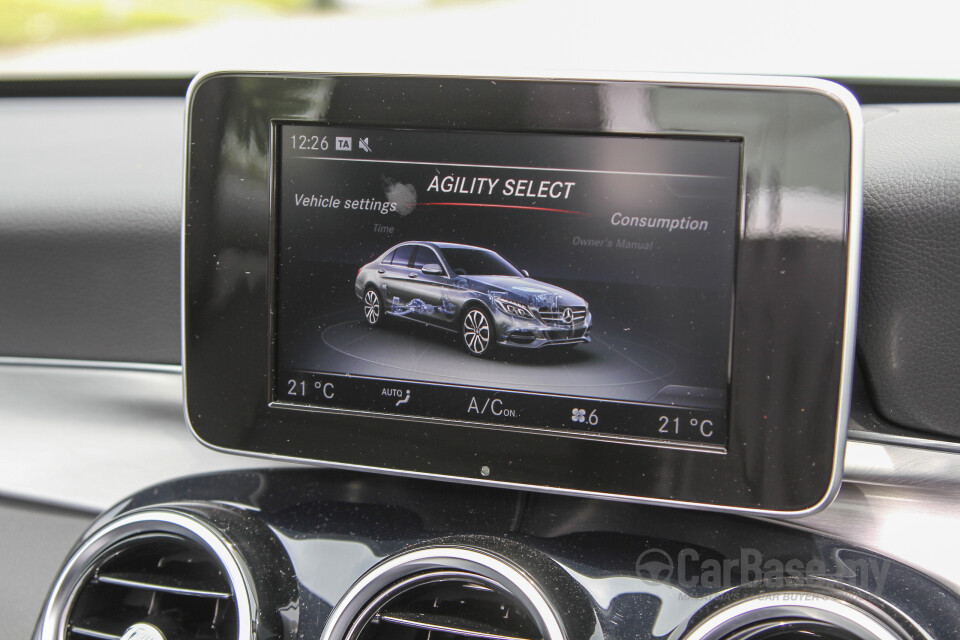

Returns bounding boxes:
[1,72,959,640]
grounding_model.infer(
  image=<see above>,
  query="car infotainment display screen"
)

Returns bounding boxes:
[273,125,741,447]
[186,73,860,513]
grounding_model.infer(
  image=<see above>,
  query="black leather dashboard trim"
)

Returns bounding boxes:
[0,77,192,98]
[858,104,960,438]
[6,76,960,104]
[832,78,960,104]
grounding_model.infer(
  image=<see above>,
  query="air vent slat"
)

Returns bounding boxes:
[379,611,538,640]
[62,531,239,640]
[95,572,233,599]
[69,611,148,639]
[348,570,546,640]
[68,627,122,640]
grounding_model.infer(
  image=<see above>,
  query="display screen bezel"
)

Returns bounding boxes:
[269,122,742,449]
[183,72,860,515]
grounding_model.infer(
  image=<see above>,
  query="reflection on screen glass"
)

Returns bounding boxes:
[274,124,740,447]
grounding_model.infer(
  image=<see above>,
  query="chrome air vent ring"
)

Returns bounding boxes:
[320,546,565,640]
[683,591,921,640]
[38,509,257,640]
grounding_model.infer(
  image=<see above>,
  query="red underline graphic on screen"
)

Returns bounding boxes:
[418,202,590,216]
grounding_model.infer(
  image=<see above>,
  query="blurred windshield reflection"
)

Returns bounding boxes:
[1,0,957,80]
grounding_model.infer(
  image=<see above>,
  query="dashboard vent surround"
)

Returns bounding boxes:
[716,618,865,640]
[351,570,542,640]
[39,510,254,640]
[66,533,236,640]
[321,547,564,640]
[683,592,913,640]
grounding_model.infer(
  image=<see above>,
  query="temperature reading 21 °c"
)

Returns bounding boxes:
[287,378,335,400]
[659,415,715,438]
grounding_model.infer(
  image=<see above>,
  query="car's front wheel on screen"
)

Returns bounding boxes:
[462,307,496,357]
[363,288,384,326]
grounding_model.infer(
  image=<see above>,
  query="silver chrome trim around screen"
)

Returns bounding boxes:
[836,78,865,513]
[182,71,863,518]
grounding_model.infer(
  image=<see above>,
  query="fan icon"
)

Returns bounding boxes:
[571,408,586,423]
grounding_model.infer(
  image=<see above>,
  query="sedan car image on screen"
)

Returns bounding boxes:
[355,241,592,356]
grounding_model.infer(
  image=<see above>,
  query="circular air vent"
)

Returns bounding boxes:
[39,510,255,640]
[683,592,913,640]
[321,547,565,640]
[349,570,542,640]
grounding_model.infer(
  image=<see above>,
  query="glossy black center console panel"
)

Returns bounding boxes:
[82,470,955,640]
